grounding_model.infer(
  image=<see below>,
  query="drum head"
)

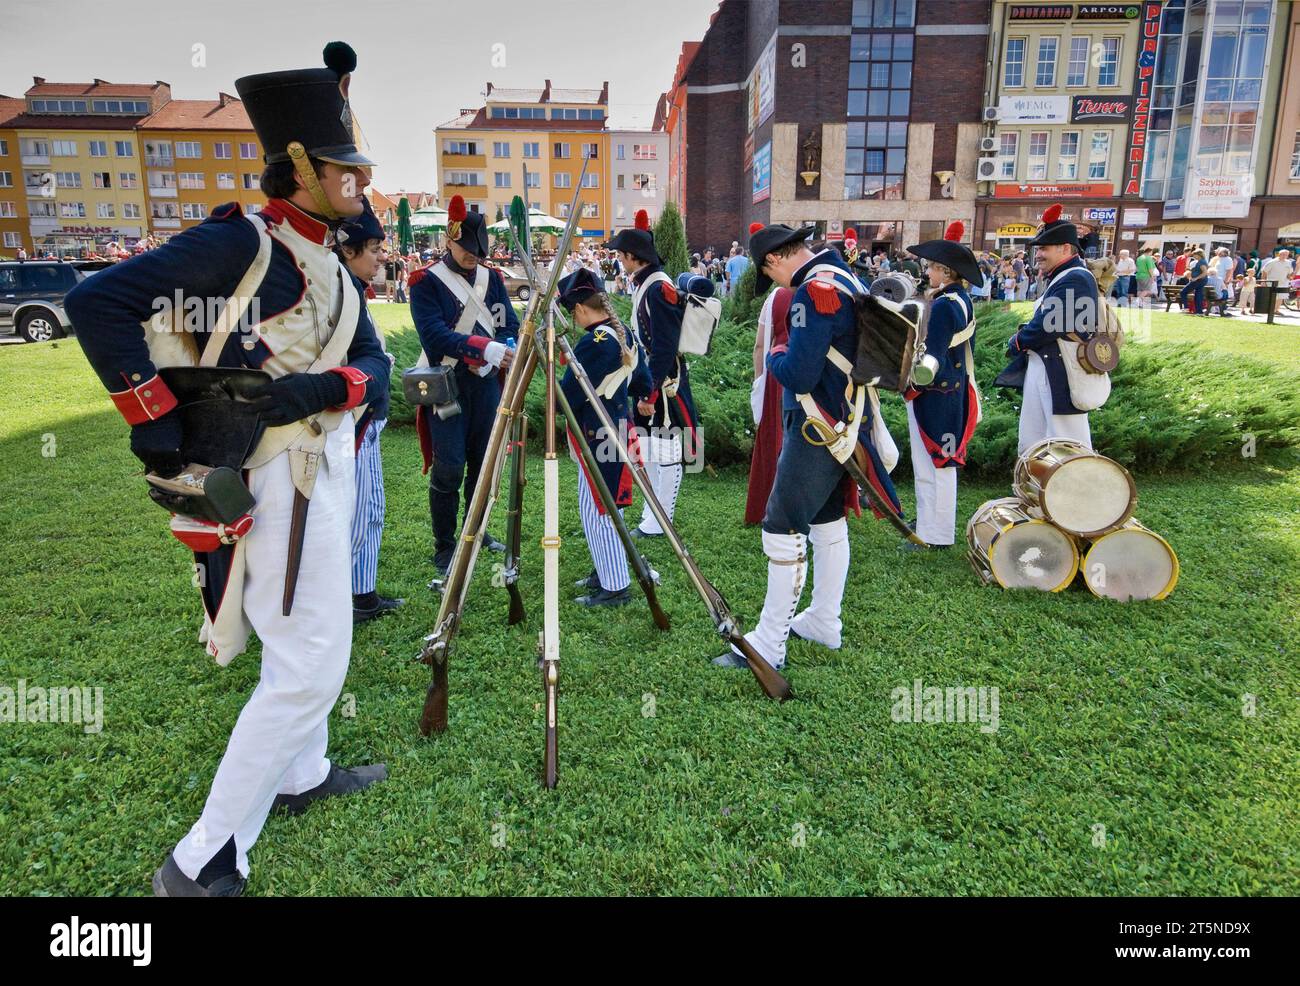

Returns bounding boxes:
[1042,456,1136,536]
[989,520,1079,591]
[1083,527,1178,601]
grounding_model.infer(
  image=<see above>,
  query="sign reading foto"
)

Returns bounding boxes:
[999,95,1070,123]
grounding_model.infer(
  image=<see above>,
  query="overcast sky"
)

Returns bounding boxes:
[1,0,719,192]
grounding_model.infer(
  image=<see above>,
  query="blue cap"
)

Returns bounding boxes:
[336,198,383,248]
[557,268,603,311]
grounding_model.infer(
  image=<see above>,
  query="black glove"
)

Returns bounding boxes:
[247,372,348,427]
[130,413,185,477]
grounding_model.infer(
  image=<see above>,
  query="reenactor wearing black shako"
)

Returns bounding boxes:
[900,221,983,549]
[607,209,698,539]
[715,224,904,672]
[66,43,391,896]
[556,269,654,606]
[410,194,520,576]
[999,203,1099,454]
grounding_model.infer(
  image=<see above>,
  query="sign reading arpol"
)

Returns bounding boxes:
[1076,3,1142,19]
[1071,96,1131,121]
[994,182,1115,199]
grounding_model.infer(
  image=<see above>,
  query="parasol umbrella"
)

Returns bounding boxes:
[489,207,564,234]
[396,197,413,253]
[410,206,448,231]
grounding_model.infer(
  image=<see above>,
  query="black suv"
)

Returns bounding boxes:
[0,260,110,343]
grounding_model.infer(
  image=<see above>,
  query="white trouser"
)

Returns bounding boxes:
[577,467,630,592]
[739,531,807,669]
[637,432,683,535]
[1017,351,1092,455]
[906,403,958,546]
[173,420,356,880]
[789,518,850,648]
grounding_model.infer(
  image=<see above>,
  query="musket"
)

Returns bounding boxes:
[417,173,590,736]
[502,413,527,625]
[507,228,670,631]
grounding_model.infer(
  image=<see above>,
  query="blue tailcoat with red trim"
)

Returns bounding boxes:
[65,198,389,629]
[1005,255,1097,416]
[907,283,978,468]
[631,264,698,447]
[768,250,902,516]
[409,256,520,472]
[560,316,653,513]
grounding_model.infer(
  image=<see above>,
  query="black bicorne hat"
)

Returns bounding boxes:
[607,209,660,265]
[748,222,815,293]
[235,42,375,167]
[445,195,489,259]
[557,268,603,311]
[336,197,384,247]
[905,221,982,285]
[1025,203,1079,249]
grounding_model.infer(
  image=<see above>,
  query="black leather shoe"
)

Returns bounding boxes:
[432,549,454,577]
[354,593,405,624]
[574,586,631,607]
[483,531,506,553]
[711,650,749,669]
[629,527,664,540]
[271,763,388,816]
[152,853,246,897]
[574,569,599,591]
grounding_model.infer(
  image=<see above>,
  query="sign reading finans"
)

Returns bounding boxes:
[1123,1,1163,197]
[1071,96,1131,121]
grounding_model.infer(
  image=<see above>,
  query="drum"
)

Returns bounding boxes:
[1013,438,1136,538]
[966,497,1079,591]
[1081,520,1179,601]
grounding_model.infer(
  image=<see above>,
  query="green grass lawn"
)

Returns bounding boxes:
[1,328,1296,896]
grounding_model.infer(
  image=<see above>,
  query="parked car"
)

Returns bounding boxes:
[0,260,108,342]
[498,265,532,301]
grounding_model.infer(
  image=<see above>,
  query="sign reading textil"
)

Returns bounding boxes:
[752,141,772,204]
[1123,0,1162,197]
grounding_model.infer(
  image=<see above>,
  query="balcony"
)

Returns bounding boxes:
[441,153,486,169]
[145,155,173,168]
[22,153,50,166]
[441,182,487,200]
[147,187,177,198]
[151,218,181,229]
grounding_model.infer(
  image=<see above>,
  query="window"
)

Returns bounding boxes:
[0,201,14,216]
[56,171,81,188]
[144,141,171,166]
[581,172,599,188]
[114,141,133,157]
[0,140,7,155]
[97,201,115,218]
[1057,131,1080,179]
[89,140,108,157]
[213,142,232,159]
[1035,37,1058,87]
[1027,131,1049,180]
[582,202,599,218]
[22,139,50,158]
[616,174,625,190]
[119,172,138,189]
[998,132,1018,179]
[217,172,235,189]
[2,232,19,248]
[494,172,511,188]
[52,140,77,156]
[554,143,571,159]
[242,173,259,190]
[524,171,540,188]
[551,108,578,120]
[616,144,626,160]
[179,172,206,189]
[558,203,571,218]
[239,142,258,159]
[523,143,539,158]
[1098,38,1120,87]
[29,201,57,217]
[151,202,179,219]
[445,171,483,186]
[0,171,11,187]
[493,142,510,158]
[92,172,111,189]
[633,144,657,160]
[1067,37,1089,87]
[632,173,656,191]
[581,143,598,159]
[122,203,141,219]
[554,172,572,188]
[148,171,177,190]
[1005,38,1026,88]
[846,25,914,199]
[851,0,916,28]
[1291,132,1300,179]
[175,141,202,158]
[59,201,86,218]
[1088,131,1110,179]
[444,140,479,155]
[244,203,260,215]
[182,203,208,220]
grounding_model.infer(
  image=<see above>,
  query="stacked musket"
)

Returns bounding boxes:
[967,438,1178,601]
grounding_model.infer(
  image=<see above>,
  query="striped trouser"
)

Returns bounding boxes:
[577,468,630,593]
[351,418,387,595]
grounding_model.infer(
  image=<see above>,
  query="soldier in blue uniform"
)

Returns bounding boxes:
[900,221,983,549]
[608,209,698,539]
[410,194,520,575]
[65,43,391,896]
[333,199,403,621]
[1000,203,1099,453]
[555,269,654,606]
[715,224,904,671]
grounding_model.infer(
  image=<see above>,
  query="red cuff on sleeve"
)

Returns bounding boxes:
[463,334,491,368]
[327,365,371,410]
[111,372,178,426]
[646,389,660,406]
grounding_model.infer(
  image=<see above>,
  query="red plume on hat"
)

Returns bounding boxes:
[1041,203,1063,225]
[635,209,650,231]
[844,227,858,241]
[944,221,964,242]
[748,222,764,236]
[447,194,466,240]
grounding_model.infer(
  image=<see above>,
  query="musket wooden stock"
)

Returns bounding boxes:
[504,414,528,625]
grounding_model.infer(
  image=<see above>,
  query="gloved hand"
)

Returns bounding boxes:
[130,413,184,477]
[483,340,508,368]
[247,372,348,427]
